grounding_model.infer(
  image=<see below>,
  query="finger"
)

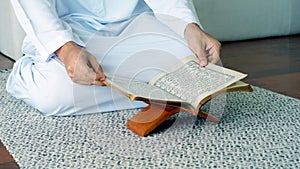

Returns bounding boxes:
[195,51,208,67]
[88,55,100,72]
[94,80,106,86]
[77,67,98,85]
[88,55,106,80]
[85,68,106,86]
[192,40,209,67]
[208,54,220,64]
[91,72,106,86]
[96,66,106,81]
[190,44,206,67]
[205,48,219,64]
[93,71,105,84]
[209,46,221,64]
[91,66,106,82]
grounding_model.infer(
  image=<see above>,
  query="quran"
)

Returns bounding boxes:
[104,55,252,115]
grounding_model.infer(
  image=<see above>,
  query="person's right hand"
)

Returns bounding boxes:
[55,41,106,86]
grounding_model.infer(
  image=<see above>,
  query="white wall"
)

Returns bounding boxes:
[0,0,25,60]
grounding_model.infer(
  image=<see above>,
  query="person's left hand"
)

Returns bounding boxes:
[184,23,221,67]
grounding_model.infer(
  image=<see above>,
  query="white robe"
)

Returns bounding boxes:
[6,0,200,116]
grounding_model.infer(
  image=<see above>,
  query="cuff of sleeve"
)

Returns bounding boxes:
[164,17,202,38]
[39,32,85,62]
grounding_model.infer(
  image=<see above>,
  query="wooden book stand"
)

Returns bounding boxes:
[126,83,253,137]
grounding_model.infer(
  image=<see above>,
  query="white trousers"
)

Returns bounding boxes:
[6,13,193,116]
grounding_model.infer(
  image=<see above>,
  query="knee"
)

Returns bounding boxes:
[6,55,76,116]
[7,80,73,116]
[29,85,75,116]
[31,83,105,116]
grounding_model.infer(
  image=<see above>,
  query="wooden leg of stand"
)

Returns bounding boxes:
[180,108,220,124]
[198,111,220,124]
[126,103,221,137]
[126,104,181,137]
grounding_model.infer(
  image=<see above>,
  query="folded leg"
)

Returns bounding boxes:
[6,55,146,116]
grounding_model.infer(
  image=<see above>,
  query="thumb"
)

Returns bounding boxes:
[195,49,208,67]
[88,54,106,81]
[96,66,106,81]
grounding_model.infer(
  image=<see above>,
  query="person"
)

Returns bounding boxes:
[7,0,221,116]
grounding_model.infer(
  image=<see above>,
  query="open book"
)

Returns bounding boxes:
[104,56,251,115]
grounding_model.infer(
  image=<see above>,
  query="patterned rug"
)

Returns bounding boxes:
[0,69,299,168]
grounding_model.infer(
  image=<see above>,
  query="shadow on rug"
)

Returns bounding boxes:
[1,70,299,168]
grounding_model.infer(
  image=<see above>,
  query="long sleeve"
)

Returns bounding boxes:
[10,0,85,61]
[144,0,201,37]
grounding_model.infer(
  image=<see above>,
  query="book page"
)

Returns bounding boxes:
[149,56,247,108]
[105,75,183,103]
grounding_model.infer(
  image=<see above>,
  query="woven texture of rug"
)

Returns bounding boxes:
[0,69,299,168]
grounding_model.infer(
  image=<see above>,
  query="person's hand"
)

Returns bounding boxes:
[184,23,221,67]
[55,41,106,86]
